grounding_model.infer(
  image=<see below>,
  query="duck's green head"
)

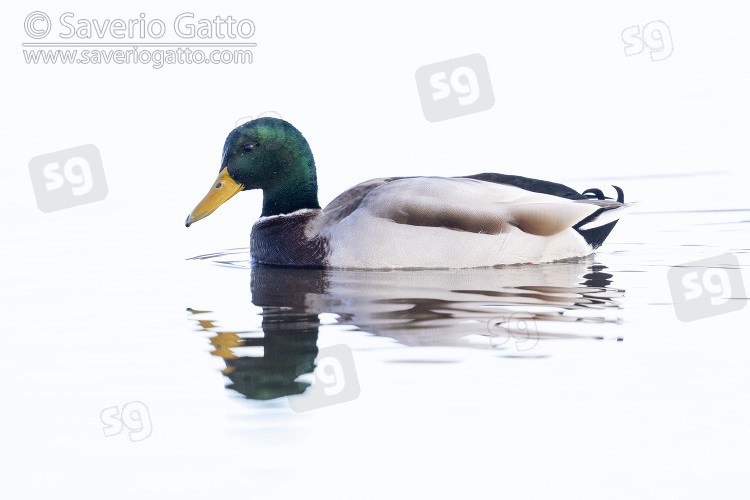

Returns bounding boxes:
[186,117,320,226]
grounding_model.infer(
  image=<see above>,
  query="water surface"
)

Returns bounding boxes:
[2,175,748,500]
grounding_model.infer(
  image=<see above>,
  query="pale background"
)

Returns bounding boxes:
[1,2,748,499]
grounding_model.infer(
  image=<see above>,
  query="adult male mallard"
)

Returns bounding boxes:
[186,118,636,268]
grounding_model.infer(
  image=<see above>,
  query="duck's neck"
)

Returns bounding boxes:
[260,157,321,217]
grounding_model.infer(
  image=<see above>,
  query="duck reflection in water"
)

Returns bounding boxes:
[188,256,625,401]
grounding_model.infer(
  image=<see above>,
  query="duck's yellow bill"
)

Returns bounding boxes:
[185,167,244,227]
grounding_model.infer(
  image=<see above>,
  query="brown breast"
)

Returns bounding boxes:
[250,210,330,267]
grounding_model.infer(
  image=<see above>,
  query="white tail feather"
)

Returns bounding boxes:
[578,202,640,230]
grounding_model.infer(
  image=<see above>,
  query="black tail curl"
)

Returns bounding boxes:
[574,185,626,249]
[582,185,624,203]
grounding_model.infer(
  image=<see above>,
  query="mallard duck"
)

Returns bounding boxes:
[186,118,636,268]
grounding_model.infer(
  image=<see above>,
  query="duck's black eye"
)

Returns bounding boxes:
[243,143,255,152]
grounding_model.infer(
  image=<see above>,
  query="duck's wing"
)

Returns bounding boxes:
[324,172,608,210]
[322,177,406,223]
[465,174,635,246]
[323,176,635,239]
